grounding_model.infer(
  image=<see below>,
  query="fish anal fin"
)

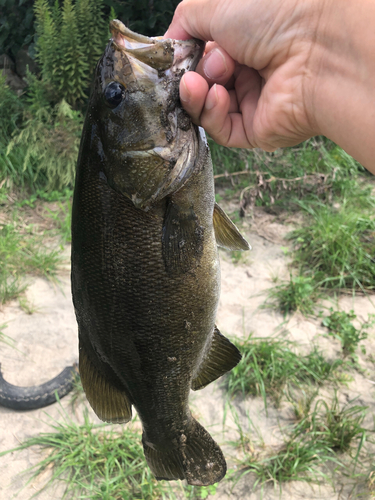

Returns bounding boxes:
[162,199,204,275]
[213,203,250,251]
[192,326,242,391]
[79,346,132,424]
[143,418,226,486]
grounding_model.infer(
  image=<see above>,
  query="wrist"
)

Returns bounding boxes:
[307,0,375,172]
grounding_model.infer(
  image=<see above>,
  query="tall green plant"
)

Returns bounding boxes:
[34,0,108,107]
[7,100,83,190]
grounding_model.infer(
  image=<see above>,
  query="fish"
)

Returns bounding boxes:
[71,19,250,486]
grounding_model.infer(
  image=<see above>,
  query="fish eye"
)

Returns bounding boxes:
[104,81,125,108]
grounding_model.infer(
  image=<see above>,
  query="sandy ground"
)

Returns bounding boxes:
[1,209,375,500]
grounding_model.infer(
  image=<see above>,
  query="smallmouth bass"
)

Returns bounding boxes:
[71,20,250,486]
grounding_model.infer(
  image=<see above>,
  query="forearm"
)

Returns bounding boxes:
[310,0,375,173]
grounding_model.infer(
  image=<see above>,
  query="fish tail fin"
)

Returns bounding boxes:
[143,418,226,486]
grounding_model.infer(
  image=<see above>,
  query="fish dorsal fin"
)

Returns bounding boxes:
[191,327,242,391]
[79,346,132,424]
[162,199,204,276]
[213,203,250,251]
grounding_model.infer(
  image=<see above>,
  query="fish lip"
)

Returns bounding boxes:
[109,19,205,73]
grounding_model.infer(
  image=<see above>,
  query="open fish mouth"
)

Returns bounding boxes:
[109,19,205,77]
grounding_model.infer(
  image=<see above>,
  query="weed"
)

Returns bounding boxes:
[226,336,342,409]
[241,438,334,488]
[15,188,73,208]
[0,323,16,349]
[185,484,219,499]
[322,308,375,358]
[294,394,368,458]
[288,203,375,291]
[18,296,38,315]
[264,274,320,316]
[7,100,82,191]
[69,375,87,411]
[230,250,249,265]
[285,386,319,421]
[0,272,27,305]
[0,222,62,304]
[45,199,72,244]
[0,410,171,499]
[232,394,367,491]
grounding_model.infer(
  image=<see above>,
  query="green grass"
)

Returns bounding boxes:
[0,323,16,348]
[0,410,174,500]
[263,274,320,316]
[231,394,368,491]
[288,203,375,292]
[322,308,375,358]
[226,336,344,409]
[0,221,62,304]
[45,199,72,244]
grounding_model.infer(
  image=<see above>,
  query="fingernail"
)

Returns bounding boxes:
[203,48,228,80]
[205,84,218,110]
[180,77,191,103]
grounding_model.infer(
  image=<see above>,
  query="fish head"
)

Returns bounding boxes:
[90,20,205,210]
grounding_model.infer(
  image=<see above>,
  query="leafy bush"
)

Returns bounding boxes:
[0,72,39,190]
[34,0,108,107]
[7,99,83,190]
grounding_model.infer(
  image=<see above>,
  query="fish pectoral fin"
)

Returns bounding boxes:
[213,203,250,250]
[143,418,226,486]
[191,326,242,391]
[79,346,132,424]
[162,199,204,275]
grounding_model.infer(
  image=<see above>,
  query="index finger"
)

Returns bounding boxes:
[164,0,216,41]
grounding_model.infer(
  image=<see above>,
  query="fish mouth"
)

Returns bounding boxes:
[109,19,205,75]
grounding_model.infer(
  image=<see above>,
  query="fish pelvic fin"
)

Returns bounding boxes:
[143,418,226,486]
[191,326,242,391]
[213,203,250,250]
[79,346,132,424]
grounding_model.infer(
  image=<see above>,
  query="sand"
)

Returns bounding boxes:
[1,208,375,500]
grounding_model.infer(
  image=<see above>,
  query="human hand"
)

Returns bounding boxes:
[165,0,324,151]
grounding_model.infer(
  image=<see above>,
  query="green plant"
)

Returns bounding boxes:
[288,204,375,291]
[0,271,27,305]
[241,438,334,488]
[226,336,342,410]
[322,308,375,358]
[232,394,367,492]
[45,199,72,244]
[34,0,108,107]
[18,296,40,314]
[0,221,62,304]
[0,410,172,499]
[0,72,38,190]
[0,0,35,57]
[7,100,82,190]
[0,323,16,348]
[264,274,320,316]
